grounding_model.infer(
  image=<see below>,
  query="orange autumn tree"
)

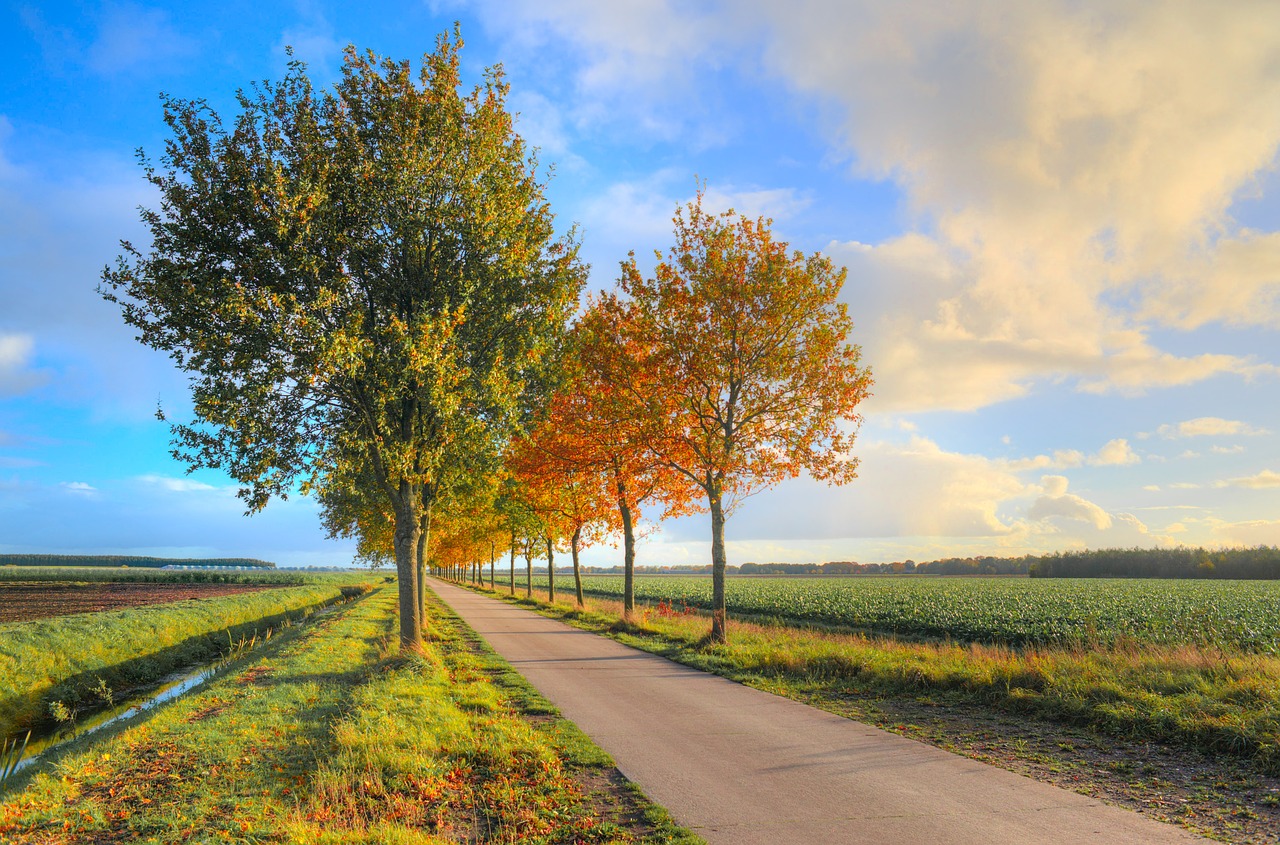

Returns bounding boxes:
[616,192,872,643]
[507,417,613,607]
[542,312,696,618]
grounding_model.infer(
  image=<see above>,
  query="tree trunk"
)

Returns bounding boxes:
[524,538,533,598]
[509,527,516,595]
[392,483,423,651]
[546,535,556,603]
[619,494,636,621]
[571,525,584,608]
[416,500,432,625]
[490,540,496,589]
[709,489,728,643]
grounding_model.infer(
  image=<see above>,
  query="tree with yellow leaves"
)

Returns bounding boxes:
[102,31,583,649]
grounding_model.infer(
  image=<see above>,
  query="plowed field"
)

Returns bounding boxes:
[0,582,279,624]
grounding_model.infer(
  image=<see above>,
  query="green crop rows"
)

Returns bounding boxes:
[555,575,1280,651]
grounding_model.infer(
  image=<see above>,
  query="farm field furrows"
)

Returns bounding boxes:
[557,575,1280,651]
[0,582,281,624]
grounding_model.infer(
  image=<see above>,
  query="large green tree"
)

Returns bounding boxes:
[102,32,584,649]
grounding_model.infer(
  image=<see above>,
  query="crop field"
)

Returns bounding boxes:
[0,581,281,624]
[556,575,1280,652]
[0,565,317,585]
[485,578,1280,841]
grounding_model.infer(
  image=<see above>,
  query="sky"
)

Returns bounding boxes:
[1,1,1278,568]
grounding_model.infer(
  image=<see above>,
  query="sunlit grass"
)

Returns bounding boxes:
[478,581,1280,774]
[530,574,1280,651]
[1,586,700,844]
[0,584,349,738]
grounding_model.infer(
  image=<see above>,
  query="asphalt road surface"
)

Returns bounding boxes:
[428,579,1206,845]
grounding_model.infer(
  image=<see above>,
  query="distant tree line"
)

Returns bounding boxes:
[571,547,1280,580]
[1028,546,1280,579]
[0,554,276,569]
[577,559,1028,576]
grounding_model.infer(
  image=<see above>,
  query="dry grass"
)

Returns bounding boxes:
[478,582,1280,774]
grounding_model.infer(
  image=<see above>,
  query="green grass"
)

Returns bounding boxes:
[484,581,1280,776]
[0,586,700,844]
[541,574,1280,651]
[0,583,351,738]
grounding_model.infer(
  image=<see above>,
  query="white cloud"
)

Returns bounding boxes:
[698,186,812,224]
[276,19,342,85]
[85,4,198,75]
[456,0,733,143]
[1005,450,1084,471]
[752,0,1280,411]
[1203,517,1280,547]
[578,176,813,291]
[135,474,218,493]
[1088,438,1140,466]
[59,481,97,496]
[1025,476,1168,547]
[470,1,1280,412]
[1002,437,1138,472]
[662,434,1031,542]
[0,333,46,395]
[511,90,578,161]
[1157,417,1269,438]
[1028,475,1110,531]
[1218,470,1280,490]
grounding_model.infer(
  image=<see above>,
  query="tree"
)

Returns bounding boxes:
[544,310,695,618]
[316,456,395,569]
[506,400,615,608]
[101,32,583,650]
[614,192,872,642]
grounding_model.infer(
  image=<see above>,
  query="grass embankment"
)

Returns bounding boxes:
[476,583,1280,774]
[0,586,698,844]
[0,584,354,737]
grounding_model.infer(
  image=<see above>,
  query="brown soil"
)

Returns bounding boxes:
[0,582,279,624]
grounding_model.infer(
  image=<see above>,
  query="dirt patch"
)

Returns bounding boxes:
[235,667,276,687]
[0,582,280,624]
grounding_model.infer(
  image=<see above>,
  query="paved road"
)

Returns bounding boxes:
[428,579,1206,845]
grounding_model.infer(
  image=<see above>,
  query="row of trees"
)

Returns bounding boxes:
[103,32,871,647]
[1029,546,1280,579]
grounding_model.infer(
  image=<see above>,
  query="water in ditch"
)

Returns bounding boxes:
[1,600,347,784]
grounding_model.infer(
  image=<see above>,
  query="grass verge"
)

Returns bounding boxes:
[465,581,1280,843]
[0,584,355,739]
[0,585,700,844]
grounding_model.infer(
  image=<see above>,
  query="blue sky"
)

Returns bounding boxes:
[2,1,1278,567]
